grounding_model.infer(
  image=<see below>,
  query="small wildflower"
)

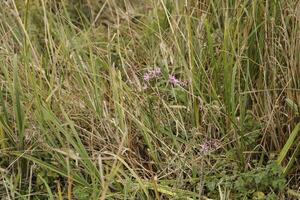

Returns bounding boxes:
[182,79,191,86]
[199,139,220,155]
[154,68,161,76]
[168,75,181,86]
[143,73,151,81]
[143,67,161,81]
[200,142,210,154]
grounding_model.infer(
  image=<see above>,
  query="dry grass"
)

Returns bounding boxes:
[0,0,300,199]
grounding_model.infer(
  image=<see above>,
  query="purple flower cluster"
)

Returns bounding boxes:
[200,142,210,154]
[200,140,220,155]
[142,67,187,88]
[143,68,161,81]
[168,75,184,86]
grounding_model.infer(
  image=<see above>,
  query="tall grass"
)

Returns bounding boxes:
[0,0,299,199]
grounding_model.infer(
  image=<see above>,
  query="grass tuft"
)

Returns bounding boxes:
[0,0,299,199]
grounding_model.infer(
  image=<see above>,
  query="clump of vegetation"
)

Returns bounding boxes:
[0,0,300,199]
[205,162,286,199]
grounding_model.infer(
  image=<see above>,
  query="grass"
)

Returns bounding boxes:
[0,0,300,199]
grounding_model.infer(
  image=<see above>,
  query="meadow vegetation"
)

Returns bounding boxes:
[0,0,300,199]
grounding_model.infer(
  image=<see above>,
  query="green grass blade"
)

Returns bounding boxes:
[37,175,55,200]
[277,122,300,165]
[12,152,87,186]
[13,55,25,151]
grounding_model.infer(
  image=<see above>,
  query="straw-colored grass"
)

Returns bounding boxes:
[0,0,300,199]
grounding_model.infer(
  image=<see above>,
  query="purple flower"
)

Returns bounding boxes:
[154,68,161,76]
[168,75,181,86]
[143,73,151,81]
[143,67,161,81]
[199,140,220,155]
[200,142,211,155]
[200,143,210,154]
